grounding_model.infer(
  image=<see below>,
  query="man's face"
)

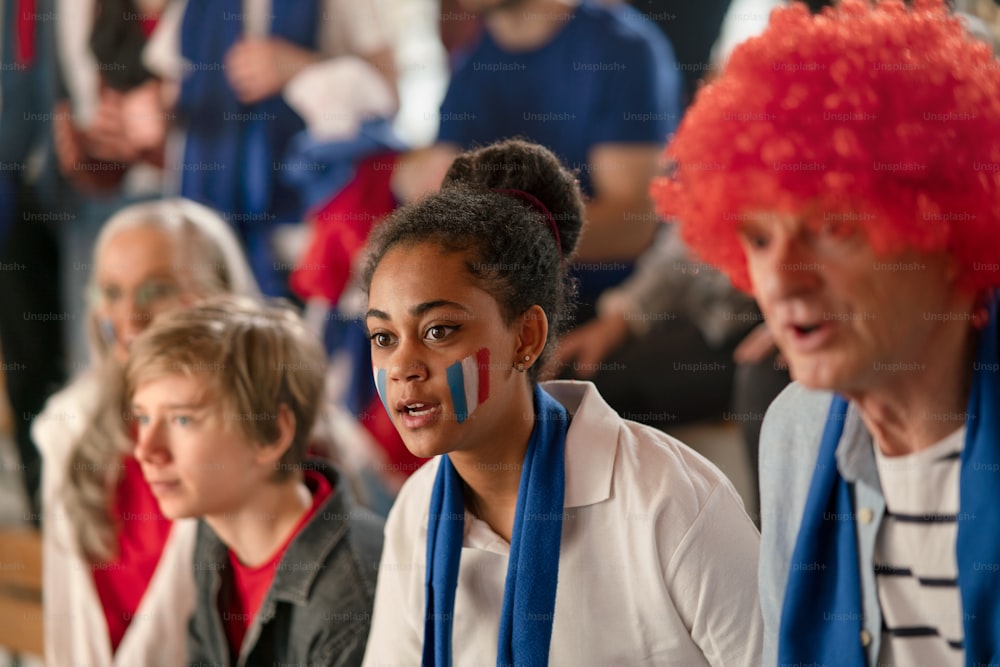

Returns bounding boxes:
[738,212,961,395]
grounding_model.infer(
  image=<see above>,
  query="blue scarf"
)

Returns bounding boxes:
[423,385,568,667]
[779,295,1000,666]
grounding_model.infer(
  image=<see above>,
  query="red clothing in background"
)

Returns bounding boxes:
[92,456,172,653]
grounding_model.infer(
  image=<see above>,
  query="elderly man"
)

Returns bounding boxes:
[654,1,1000,665]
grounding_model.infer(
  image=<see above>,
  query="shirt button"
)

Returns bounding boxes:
[858,508,874,524]
[860,629,872,647]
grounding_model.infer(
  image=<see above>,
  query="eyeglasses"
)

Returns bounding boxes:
[88,280,182,311]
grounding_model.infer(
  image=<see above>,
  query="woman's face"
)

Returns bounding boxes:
[366,242,536,460]
[738,211,967,395]
[94,225,194,364]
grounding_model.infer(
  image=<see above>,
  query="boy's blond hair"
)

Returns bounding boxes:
[125,296,326,477]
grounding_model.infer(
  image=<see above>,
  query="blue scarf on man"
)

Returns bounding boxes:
[423,385,568,667]
[779,295,1000,666]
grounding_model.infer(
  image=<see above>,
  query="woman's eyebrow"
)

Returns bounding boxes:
[366,300,471,321]
[410,300,470,317]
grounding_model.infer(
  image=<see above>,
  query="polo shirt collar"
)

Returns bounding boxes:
[540,380,620,509]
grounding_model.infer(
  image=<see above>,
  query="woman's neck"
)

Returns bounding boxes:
[448,384,537,543]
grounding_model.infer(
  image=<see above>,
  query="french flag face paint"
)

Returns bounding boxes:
[445,348,491,424]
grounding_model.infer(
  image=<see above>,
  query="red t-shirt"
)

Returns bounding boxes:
[92,455,173,653]
[223,470,333,658]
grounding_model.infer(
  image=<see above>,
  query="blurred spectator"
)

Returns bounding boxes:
[32,199,259,666]
[143,0,400,297]
[395,0,680,281]
[287,153,421,496]
[713,0,998,70]
[225,0,448,494]
[438,0,484,57]
[953,0,1000,49]
[554,225,763,428]
[52,0,171,371]
[623,0,733,106]
[0,0,68,518]
[710,0,781,66]
[552,226,791,510]
[387,0,450,149]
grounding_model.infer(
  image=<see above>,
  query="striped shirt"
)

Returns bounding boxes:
[873,427,966,667]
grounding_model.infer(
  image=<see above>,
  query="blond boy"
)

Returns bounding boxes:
[126,296,382,667]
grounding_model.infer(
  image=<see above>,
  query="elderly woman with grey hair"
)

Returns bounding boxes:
[32,198,259,666]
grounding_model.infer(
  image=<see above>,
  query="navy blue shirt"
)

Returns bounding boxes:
[438,3,680,310]
[438,2,681,195]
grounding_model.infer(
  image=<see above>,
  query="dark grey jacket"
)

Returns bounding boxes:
[187,460,384,667]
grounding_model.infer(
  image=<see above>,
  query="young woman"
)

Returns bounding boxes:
[32,198,260,666]
[360,139,762,666]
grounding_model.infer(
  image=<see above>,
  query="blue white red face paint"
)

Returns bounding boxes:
[446,348,490,423]
[372,347,491,424]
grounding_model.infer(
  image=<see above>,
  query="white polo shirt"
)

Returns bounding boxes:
[362,380,762,667]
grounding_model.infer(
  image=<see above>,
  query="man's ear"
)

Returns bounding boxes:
[514,304,549,372]
[253,403,297,468]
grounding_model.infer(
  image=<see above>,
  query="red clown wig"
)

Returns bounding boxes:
[652,0,1000,293]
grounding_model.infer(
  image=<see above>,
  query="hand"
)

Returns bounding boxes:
[52,100,84,174]
[733,322,785,369]
[53,98,128,191]
[224,37,319,104]
[553,313,629,379]
[121,80,167,153]
[390,145,458,204]
[83,88,140,163]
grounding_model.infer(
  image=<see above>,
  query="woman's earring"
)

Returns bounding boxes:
[515,354,531,373]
